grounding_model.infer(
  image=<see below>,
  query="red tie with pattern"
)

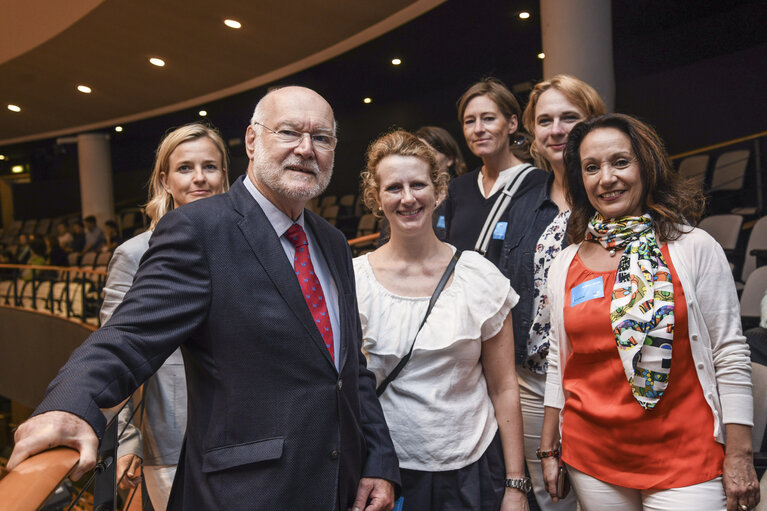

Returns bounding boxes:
[286,224,334,361]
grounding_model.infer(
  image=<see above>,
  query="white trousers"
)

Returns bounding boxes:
[517,367,578,510]
[143,464,176,511]
[567,465,726,511]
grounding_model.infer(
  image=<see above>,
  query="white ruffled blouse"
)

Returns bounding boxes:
[354,247,518,471]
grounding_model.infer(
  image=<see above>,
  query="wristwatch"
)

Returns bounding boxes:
[504,477,532,493]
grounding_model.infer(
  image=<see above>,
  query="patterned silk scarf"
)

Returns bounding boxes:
[586,213,675,410]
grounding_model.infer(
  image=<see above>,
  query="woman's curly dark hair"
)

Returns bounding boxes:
[564,113,705,243]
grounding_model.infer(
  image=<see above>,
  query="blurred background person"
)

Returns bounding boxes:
[56,222,73,252]
[357,130,529,510]
[101,123,230,511]
[45,234,68,267]
[80,215,105,255]
[497,75,606,511]
[103,219,123,252]
[540,114,758,510]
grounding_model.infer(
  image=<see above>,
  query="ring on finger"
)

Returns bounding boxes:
[740,504,749,511]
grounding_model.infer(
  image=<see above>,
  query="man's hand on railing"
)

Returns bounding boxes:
[6,410,99,480]
[117,453,142,489]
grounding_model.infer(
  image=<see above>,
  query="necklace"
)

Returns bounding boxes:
[609,248,617,257]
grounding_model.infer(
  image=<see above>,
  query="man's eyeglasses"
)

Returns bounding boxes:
[253,121,337,151]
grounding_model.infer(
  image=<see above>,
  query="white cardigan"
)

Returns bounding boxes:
[543,227,753,443]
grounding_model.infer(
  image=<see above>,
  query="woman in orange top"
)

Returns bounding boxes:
[539,114,759,511]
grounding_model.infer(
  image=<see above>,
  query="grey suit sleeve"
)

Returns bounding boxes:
[35,210,211,438]
[100,237,146,459]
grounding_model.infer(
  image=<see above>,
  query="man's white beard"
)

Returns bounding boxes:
[251,141,333,202]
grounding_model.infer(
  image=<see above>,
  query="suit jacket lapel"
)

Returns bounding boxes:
[229,178,336,370]
[305,212,350,370]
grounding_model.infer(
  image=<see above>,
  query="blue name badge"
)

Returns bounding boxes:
[570,276,605,307]
[436,215,446,229]
[492,221,508,240]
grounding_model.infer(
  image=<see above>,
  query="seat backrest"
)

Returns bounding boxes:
[677,154,709,190]
[322,205,340,224]
[95,251,112,267]
[710,149,750,191]
[67,252,81,267]
[339,194,356,207]
[35,218,52,236]
[320,195,337,208]
[356,214,378,236]
[698,214,743,251]
[741,266,767,318]
[80,252,97,268]
[742,216,767,282]
[22,219,37,234]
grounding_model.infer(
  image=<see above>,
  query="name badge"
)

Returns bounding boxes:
[492,221,508,240]
[436,215,446,229]
[570,276,604,307]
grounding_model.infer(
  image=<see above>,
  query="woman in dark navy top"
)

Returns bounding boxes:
[443,78,546,264]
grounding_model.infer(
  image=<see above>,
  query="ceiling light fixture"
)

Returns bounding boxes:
[538,52,545,59]
[199,110,207,116]
[519,11,531,19]
[7,104,20,112]
[12,165,24,174]
[77,85,92,93]
[0,155,6,160]
[363,97,372,104]
[391,58,402,66]
[115,126,123,133]
[149,57,166,67]
[224,19,242,29]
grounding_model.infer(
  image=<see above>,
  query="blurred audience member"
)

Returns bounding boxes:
[70,221,86,253]
[81,215,105,254]
[15,233,32,264]
[56,223,74,252]
[103,220,122,252]
[46,235,69,267]
[21,238,47,281]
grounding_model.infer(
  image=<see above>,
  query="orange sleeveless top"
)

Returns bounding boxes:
[560,245,724,489]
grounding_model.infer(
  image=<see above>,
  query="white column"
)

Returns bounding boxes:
[540,0,615,111]
[76,133,114,226]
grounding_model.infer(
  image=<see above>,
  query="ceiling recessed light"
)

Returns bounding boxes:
[115,126,123,133]
[149,57,166,67]
[538,52,545,59]
[391,58,402,66]
[519,11,531,19]
[11,165,24,174]
[77,85,92,93]
[7,104,21,112]
[363,97,372,104]
[199,110,208,117]
[224,19,242,29]
[0,155,6,160]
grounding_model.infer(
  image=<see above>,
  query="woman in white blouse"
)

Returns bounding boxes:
[355,130,529,511]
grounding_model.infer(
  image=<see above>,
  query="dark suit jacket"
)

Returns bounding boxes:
[36,176,400,510]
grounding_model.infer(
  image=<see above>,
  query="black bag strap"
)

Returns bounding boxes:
[474,164,533,255]
[375,250,462,397]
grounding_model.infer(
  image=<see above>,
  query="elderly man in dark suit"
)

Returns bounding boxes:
[8,86,400,510]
